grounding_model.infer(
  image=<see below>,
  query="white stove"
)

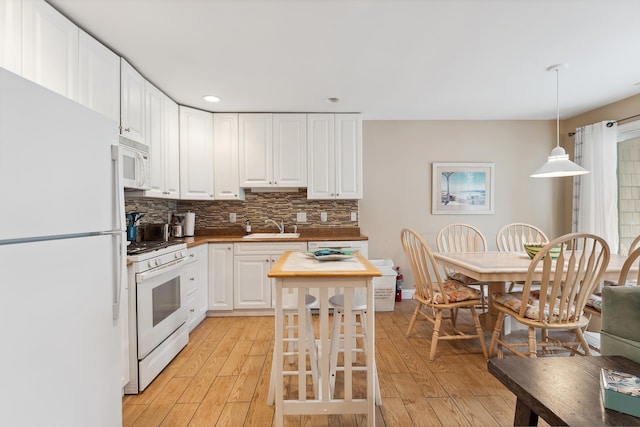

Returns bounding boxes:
[127,240,187,261]
[125,240,189,394]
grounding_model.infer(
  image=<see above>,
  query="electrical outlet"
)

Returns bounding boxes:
[320,212,327,222]
[351,212,358,222]
[229,213,236,223]
[297,212,307,222]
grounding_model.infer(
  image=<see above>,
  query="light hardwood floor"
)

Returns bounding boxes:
[123,300,526,426]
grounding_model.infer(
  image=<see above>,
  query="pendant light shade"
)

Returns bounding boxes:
[530,64,589,178]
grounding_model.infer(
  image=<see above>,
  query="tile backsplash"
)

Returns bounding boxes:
[125,189,358,231]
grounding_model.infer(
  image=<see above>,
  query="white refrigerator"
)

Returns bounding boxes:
[0,68,125,426]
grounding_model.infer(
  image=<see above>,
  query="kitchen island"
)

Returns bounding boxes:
[268,251,381,427]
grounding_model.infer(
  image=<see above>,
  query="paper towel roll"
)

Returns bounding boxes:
[184,212,195,237]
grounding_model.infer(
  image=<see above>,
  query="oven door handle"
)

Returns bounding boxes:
[137,256,188,283]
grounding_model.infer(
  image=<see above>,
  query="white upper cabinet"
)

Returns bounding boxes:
[273,113,307,187]
[163,97,180,198]
[308,113,362,199]
[334,114,363,199]
[78,29,120,122]
[179,106,214,200]
[239,113,272,187]
[22,0,78,101]
[213,113,244,200]
[120,58,145,144]
[144,82,164,198]
[239,113,307,188]
[0,0,22,75]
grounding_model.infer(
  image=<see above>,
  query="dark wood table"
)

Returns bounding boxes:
[488,356,640,426]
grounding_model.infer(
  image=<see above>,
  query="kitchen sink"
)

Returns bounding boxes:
[242,233,300,239]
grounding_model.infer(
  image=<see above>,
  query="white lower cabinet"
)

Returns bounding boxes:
[185,244,208,331]
[233,242,306,309]
[208,243,234,311]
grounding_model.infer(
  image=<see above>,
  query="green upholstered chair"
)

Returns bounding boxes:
[601,247,640,364]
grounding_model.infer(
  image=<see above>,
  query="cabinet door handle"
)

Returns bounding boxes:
[124,128,130,132]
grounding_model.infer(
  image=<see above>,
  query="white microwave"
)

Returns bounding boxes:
[120,137,151,190]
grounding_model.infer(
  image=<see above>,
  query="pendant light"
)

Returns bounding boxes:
[530,64,589,178]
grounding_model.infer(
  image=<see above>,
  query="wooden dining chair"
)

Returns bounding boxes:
[401,228,488,362]
[436,223,489,311]
[496,223,549,292]
[488,232,610,359]
[496,223,549,252]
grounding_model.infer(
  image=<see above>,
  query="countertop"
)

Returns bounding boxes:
[180,227,368,249]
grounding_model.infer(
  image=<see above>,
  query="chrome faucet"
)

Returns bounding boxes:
[265,218,284,233]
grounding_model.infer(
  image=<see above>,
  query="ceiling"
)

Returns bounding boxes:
[48,0,640,120]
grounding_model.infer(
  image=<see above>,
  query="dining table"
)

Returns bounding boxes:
[432,251,635,331]
[268,250,381,427]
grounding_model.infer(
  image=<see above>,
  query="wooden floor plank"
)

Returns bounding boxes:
[227,354,266,402]
[216,401,250,426]
[404,396,445,427]
[177,355,226,404]
[244,375,275,426]
[187,376,237,426]
[427,397,473,427]
[379,396,415,426]
[158,403,199,427]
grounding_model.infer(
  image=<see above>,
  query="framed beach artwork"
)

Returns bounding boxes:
[432,162,494,214]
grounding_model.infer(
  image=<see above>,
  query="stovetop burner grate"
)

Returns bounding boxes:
[127,240,184,256]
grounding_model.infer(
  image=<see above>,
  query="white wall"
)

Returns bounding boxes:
[359,120,566,289]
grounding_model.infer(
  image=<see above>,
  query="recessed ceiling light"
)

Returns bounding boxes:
[203,95,221,103]
[325,97,340,103]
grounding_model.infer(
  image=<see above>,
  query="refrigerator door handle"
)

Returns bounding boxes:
[110,144,126,321]
[112,232,123,320]
[111,144,125,232]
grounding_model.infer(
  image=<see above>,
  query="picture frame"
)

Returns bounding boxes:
[432,162,494,214]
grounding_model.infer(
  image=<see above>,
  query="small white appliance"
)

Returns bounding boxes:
[183,212,196,237]
[125,240,189,394]
[0,68,124,426]
[120,137,151,190]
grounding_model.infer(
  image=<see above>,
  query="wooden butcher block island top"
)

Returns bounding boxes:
[268,251,382,278]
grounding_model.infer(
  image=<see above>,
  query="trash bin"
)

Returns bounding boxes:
[370,259,396,312]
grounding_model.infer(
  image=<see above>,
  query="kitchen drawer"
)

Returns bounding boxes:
[234,242,306,255]
[186,244,207,264]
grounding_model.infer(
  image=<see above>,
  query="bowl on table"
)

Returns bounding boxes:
[523,243,563,260]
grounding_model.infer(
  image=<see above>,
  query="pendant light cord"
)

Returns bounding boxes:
[555,67,560,149]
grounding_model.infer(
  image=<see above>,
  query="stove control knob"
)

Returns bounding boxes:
[155,259,161,266]
[176,250,185,259]
[148,260,154,268]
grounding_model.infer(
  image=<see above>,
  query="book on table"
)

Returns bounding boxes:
[600,368,640,418]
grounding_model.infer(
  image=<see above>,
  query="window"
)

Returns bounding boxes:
[617,120,640,254]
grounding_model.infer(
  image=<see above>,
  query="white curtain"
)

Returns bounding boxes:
[572,121,619,253]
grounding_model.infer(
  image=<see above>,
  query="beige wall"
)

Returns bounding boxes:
[359,120,566,288]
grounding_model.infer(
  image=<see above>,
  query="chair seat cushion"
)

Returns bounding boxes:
[431,279,482,304]
[449,272,489,287]
[493,291,577,321]
[586,293,602,313]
